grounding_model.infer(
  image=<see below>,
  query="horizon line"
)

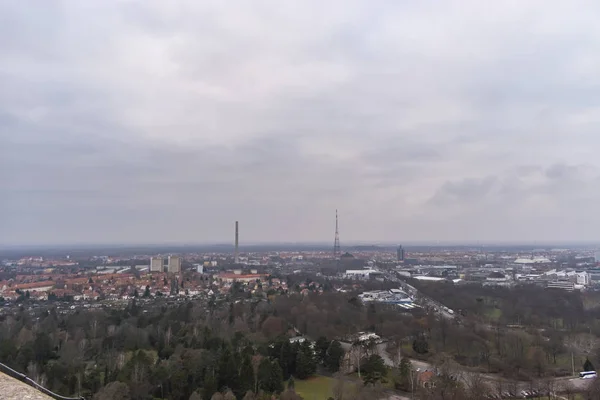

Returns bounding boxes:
[2,240,600,250]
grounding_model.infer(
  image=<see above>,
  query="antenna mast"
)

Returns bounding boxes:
[333,210,341,260]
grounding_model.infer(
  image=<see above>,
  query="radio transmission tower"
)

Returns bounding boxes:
[333,209,341,260]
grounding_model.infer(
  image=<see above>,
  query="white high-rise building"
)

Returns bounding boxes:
[168,256,182,273]
[150,257,163,272]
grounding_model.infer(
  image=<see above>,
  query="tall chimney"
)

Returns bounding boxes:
[235,221,239,264]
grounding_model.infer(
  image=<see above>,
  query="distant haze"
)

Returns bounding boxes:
[2,1,600,246]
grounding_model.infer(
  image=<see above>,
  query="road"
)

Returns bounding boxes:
[387,273,456,319]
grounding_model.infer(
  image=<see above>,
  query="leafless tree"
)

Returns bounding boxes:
[189,391,203,400]
[493,379,505,399]
[565,333,598,356]
[463,373,489,400]
[386,338,402,368]
[93,381,131,400]
[541,377,556,400]
[586,377,600,400]
[506,379,519,398]
[90,318,99,339]
[561,381,576,400]
[332,373,347,400]
[223,390,236,400]
[241,392,256,400]
[165,325,173,348]
[350,341,365,378]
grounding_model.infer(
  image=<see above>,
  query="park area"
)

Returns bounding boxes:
[294,376,336,400]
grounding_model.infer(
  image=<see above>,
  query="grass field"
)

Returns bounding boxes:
[485,308,502,321]
[294,376,335,400]
[295,375,360,400]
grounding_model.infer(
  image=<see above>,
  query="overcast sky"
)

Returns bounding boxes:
[2,1,600,246]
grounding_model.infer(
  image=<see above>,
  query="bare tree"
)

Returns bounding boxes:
[586,377,600,400]
[541,377,556,400]
[350,341,365,378]
[463,373,489,400]
[332,373,347,400]
[506,379,519,398]
[90,318,99,339]
[565,333,598,356]
[493,379,505,399]
[561,381,576,400]
[189,391,203,400]
[223,390,236,400]
[93,381,131,400]
[165,325,173,348]
[241,392,256,400]
[386,338,402,368]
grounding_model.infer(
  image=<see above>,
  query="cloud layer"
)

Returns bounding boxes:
[2,1,600,245]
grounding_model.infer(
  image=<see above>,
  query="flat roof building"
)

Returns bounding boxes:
[168,256,181,274]
[150,257,163,272]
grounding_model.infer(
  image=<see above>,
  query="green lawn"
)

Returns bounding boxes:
[295,376,334,400]
[294,375,358,400]
[485,308,502,321]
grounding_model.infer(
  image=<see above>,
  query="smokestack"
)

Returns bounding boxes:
[235,221,239,264]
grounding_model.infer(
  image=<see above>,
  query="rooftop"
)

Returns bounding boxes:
[0,372,53,400]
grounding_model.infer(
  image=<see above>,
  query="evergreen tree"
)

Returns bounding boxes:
[295,341,316,379]
[412,336,429,354]
[239,356,255,396]
[269,337,285,359]
[362,354,387,386]
[257,358,273,392]
[279,340,294,378]
[269,361,284,393]
[218,347,239,393]
[396,357,412,391]
[324,341,344,372]
[315,337,329,364]
[584,358,596,372]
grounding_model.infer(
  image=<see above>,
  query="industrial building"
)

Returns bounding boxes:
[359,289,413,304]
[344,268,381,279]
[546,281,575,291]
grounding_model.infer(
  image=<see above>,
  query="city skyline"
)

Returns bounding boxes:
[3,1,600,245]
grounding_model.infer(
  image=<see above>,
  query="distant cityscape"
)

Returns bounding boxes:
[1,215,599,304]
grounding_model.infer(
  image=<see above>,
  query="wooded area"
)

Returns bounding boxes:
[2,281,600,399]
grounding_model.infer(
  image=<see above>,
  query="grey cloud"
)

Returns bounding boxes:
[2,1,600,245]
